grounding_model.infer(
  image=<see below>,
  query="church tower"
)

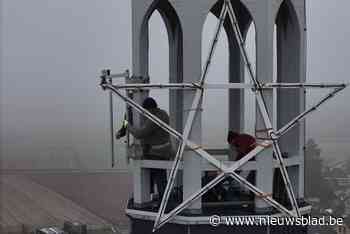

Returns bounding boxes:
[125,0,309,233]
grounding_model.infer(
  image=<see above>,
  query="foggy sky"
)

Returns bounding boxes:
[1,0,350,169]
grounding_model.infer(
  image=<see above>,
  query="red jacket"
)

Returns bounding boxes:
[229,133,256,160]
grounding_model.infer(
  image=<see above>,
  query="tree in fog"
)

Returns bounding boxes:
[305,139,335,209]
[344,158,350,175]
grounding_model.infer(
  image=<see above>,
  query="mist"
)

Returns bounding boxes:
[1,0,349,170]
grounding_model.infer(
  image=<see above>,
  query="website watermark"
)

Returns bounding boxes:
[209,215,344,227]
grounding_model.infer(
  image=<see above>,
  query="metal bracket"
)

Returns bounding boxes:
[100,69,130,167]
[130,75,150,83]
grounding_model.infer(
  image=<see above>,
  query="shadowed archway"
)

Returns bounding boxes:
[140,0,183,132]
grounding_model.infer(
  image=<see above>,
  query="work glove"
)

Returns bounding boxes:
[115,127,126,140]
[115,115,130,139]
[122,119,128,128]
[116,126,127,139]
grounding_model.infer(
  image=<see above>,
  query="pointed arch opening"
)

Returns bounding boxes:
[140,0,183,133]
[201,12,229,149]
[275,0,302,158]
[201,0,257,149]
[148,11,170,112]
[274,0,303,202]
[244,23,256,136]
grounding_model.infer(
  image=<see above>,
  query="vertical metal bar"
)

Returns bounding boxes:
[125,70,131,163]
[108,71,116,168]
[109,90,115,167]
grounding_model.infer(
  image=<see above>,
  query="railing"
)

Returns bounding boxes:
[131,150,302,172]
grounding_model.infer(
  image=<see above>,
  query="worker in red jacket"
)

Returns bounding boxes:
[227,131,256,200]
[227,131,256,161]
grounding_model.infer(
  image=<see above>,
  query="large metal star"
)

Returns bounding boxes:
[100,0,348,232]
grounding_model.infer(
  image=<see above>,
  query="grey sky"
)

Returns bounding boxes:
[1,0,349,169]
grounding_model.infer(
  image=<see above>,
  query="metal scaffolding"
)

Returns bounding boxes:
[99,0,348,231]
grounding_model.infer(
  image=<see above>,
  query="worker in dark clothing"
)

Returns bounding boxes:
[116,97,173,201]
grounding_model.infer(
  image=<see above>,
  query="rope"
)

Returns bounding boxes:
[183,108,203,112]
[257,193,273,198]
[255,128,273,133]
[255,142,272,148]
[188,145,203,151]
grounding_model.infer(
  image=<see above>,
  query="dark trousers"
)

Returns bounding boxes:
[150,168,167,199]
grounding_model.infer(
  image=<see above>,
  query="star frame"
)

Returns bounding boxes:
[100,0,349,232]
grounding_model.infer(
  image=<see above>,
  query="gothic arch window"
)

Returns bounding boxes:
[275,0,302,157]
[273,0,303,202]
[148,11,170,112]
[140,0,183,132]
[201,11,229,148]
[201,0,257,149]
